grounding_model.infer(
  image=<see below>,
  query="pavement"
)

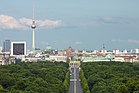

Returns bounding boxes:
[68,66,83,93]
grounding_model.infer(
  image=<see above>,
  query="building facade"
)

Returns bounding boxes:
[11,41,26,56]
[2,40,11,52]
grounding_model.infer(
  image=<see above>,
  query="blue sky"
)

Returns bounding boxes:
[0,0,139,50]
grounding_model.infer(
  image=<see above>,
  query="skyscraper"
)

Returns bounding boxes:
[2,40,11,52]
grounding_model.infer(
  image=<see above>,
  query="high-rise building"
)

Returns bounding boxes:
[11,41,26,56]
[2,40,11,52]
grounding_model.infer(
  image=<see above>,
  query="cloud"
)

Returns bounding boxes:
[0,14,63,30]
[128,39,139,44]
[19,18,32,26]
[37,20,62,27]
[101,17,127,24]
[19,18,62,28]
[111,39,125,42]
[75,17,133,28]
[111,39,139,44]
[74,41,82,45]
[0,15,25,30]
[97,17,130,24]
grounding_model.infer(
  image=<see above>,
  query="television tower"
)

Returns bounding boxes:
[103,44,105,49]
[31,7,36,50]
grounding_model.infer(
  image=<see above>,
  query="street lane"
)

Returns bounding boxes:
[68,67,74,93]
[68,66,83,93]
[76,67,83,93]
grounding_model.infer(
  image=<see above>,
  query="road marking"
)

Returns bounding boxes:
[70,79,77,81]
[74,68,76,93]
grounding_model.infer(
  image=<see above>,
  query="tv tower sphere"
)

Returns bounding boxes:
[31,20,36,29]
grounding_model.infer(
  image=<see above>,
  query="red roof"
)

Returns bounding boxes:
[115,56,135,59]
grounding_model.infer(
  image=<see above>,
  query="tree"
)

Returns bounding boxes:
[116,85,129,93]
[80,69,90,93]
[0,85,4,91]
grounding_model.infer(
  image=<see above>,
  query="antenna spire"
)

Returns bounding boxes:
[33,6,35,20]
[103,44,105,49]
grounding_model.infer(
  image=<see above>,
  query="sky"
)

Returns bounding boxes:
[0,0,139,50]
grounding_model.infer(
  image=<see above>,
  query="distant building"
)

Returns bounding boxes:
[57,50,66,56]
[93,50,99,54]
[0,47,2,53]
[113,49,120,55]
[115,55,135,62]
[2,40,11,52]
[46,55,67,62]
[132,49,139,54]
[122,49,128,54]
[0,53,2,65]
[45,45,52,51]
[0,53,11,65]
[11,41,26,56]
[135,49,139,53]
[100,49,107,54]
[66,47,74,57]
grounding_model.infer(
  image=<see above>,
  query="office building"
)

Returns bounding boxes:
[2,40,11,52]
[11,41,26,56]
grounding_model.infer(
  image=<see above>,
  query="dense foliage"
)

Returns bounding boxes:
[63,71,70,93]
[0,61,69,93]
[80,69,90,93]
[81,62,139,93]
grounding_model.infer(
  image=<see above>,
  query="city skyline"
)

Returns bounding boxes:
[0,0,139,50]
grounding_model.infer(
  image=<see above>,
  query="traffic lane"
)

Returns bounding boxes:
[76,79,83,93]
[75,67,79,80]
[69,67,83,93]
[68,81,74,93]
[70,67,74,79]
[68,67,75,93]
[75,67,83,93]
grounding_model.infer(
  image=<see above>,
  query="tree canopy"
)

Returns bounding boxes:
[0,61,69,93]
[81,62,139,93]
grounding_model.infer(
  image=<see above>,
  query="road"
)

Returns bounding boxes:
[68,66,83,93]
